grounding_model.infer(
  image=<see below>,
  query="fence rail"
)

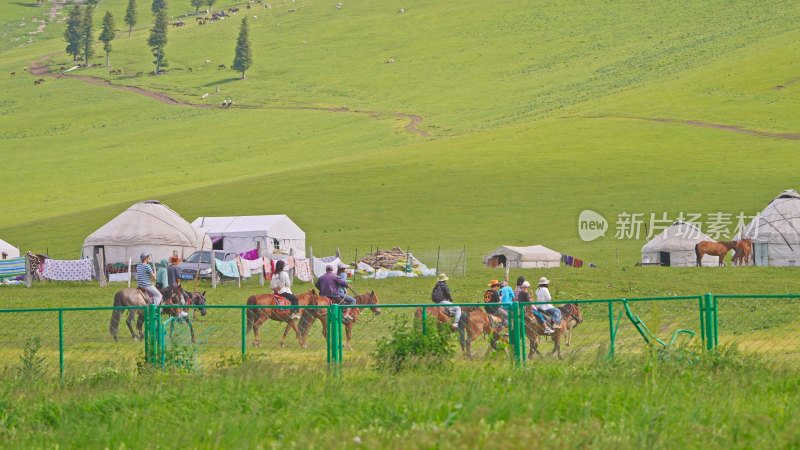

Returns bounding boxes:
[0,293,797,379]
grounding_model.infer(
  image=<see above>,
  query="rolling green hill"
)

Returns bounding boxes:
[1,0,799,265]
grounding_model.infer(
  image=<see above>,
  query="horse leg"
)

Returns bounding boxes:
[253,316,263,347]
[551,332,562,359]
[291,320,306,348]
[280,321,292,347]
[125,311,137,340]
[344,323,353,350]
[188,320,195,344]
[110,309,122,341]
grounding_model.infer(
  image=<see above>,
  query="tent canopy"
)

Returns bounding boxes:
[483,245,561,268]
[82,200,211,264]
[641,221,717,266]
[192,215,306,258]
[739,189,800,266]
[0,237,20,259]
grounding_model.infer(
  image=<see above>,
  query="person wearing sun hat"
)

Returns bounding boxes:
[518,280,554,335]
[431,273,460,330]
[534,276,561,328]
[483,279,508,326]
[167,254,190,302]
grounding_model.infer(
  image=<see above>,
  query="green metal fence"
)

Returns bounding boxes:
[2,293,797,379]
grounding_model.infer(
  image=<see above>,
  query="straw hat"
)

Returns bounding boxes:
[169,255,182,265]
[488,279,500,287]
[438,273,449,281]
[521,281,531,288]
[538,277,550,285]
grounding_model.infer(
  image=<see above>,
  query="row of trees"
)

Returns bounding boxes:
[64,5,115,67]
[63,0,251,78]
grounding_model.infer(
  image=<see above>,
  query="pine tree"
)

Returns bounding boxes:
[148,7,169,72]
[80,6,94,67]
[64,5,83,62]
[152,0,166,15]
[232,17,252,80]
[99,11,116,67]
[124,0,137,39]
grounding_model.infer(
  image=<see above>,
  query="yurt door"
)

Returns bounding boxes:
[753,244,769,266]
[659,251,670,267]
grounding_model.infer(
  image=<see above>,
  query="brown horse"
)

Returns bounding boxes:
[732,239,753,266]
[246,290,324,347]
[160,289,207,343]
[695,241,737,266]
[283,294,331,347]
[524,303,583,359]
[460,306,507,357]
[342,291,382,350]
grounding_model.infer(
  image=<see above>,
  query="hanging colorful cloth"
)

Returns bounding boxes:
[573,259,583,268]
[294,259,313,282]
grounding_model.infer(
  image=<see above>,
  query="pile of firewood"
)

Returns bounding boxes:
[359,247,410,269]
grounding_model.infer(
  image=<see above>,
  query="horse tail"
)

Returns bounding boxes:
[694,243,701,267]
[245,295,258,334]
[110,291,123,337]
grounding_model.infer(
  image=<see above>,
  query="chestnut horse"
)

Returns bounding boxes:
[159,288,207,343]
[695,241,737,266]
[732,239,753,266]
[460,306,507,357]
[246,290,325,347]
[524,303,583,359]
[343,291,382,350]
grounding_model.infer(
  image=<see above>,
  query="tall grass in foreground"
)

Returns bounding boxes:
[1,346,797,448]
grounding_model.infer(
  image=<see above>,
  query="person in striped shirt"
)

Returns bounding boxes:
[137,253,162,306]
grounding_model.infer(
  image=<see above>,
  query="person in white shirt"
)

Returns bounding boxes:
[534,277,562,328]
[270,260,300,320]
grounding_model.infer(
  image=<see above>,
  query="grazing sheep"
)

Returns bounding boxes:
[386,58,394,63]
[398,8,405,13]
[205,59,211,64]
[201,93,209,99]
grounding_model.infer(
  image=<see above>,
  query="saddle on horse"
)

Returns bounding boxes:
[439,306,458,317]
[273,294,292,314]
[137,287,154,303]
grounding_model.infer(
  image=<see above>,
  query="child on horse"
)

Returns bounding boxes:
[431,273,460,331]
[518,281,554,335]
[315,264,355,322]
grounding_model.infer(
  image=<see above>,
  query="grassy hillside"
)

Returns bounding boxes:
[1,0,799,265]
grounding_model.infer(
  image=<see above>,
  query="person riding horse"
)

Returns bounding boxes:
[167,255,190,302]
[315,264,355,322]
[484,280,508,327]
[534,277,562,329]
[137,253,162,306]
[518,281,554,335]
[431,273,460,331]
[270,260,300,320]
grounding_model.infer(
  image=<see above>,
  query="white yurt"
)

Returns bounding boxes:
[738,189,800,267]
[0,237,20,259]
[82,200,212,264]
[483,245,561,269]
[641,221,718,267]
[192,215,306,258]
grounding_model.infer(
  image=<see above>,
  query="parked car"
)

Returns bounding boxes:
[178,250,237,283]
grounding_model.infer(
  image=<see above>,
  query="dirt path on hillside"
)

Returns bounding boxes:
[581,115,800,140]
[29,53,431,136]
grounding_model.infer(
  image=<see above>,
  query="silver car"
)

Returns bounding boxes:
[179,250,237,283]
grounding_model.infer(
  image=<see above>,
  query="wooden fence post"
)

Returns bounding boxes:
[211,251,217,289]
[97,253,107,287]
[257,241,264,287]
[25,253,32,288]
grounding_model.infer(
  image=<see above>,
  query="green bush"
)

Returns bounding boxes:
[372,318,455,373]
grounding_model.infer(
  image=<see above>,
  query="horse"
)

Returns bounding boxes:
[160,288,207,343]
[458,306,507,357]
[695,240,737,266]
[109,287,184,341]
[732,239,753,266]
[342,291,381,350]
[524,303,583,359]
[246,290,324,347]
[282,292,332,347]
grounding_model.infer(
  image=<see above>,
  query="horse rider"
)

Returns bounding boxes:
[534,277,562,329]
[513,276,526,296]
[431,273,460,331]
[499,280,515,318]
[155,258,169,289]
[336,263,358,318]
[270,260,301,320]
[315,264,355,322]
[484,279,508,327]
[167,255,190,302]
[517,281,554,335]
[137,253,162,306]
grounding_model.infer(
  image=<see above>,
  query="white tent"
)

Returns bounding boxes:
[0,238,20,259]
[641,221,717,267]
[192,215,306,258]
[483,245,561,269]
[738,189,800,267]
[82,201,211,264]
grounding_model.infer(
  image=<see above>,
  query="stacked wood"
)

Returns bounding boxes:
[359,247,410,269]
